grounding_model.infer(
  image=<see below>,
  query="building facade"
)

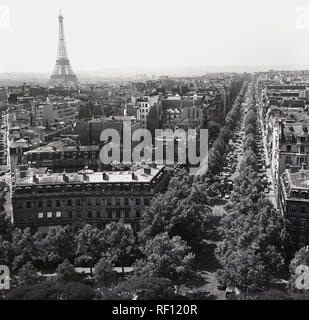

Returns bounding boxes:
[279,166,309,256]
[12,164,169,233]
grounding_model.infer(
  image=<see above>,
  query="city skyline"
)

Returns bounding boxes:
[1,0,309,75]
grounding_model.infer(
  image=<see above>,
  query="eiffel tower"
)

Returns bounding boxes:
[49,10,79,86]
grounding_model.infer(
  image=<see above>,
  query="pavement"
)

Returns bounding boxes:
[258,102,277,208]
[0,112,12,219]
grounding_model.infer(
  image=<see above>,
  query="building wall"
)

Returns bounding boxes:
[12,165,169,233]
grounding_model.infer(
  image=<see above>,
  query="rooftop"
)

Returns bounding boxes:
[15,165,166,186]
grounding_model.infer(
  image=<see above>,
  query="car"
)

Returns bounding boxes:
[0,171,5,176]
[264,188,269,194]
[225,194,230,199]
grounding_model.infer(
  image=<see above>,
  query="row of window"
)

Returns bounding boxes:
[30,151,99,160]
[290,234,307,245]
[290,204,309,212]
[34,209,141,220]
[17,197,150,209]
[290,218,307,228]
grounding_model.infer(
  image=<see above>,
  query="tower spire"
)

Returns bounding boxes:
[49,12,78,86]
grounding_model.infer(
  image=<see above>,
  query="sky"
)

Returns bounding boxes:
[0,0,309,75]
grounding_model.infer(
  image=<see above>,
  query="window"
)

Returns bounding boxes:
[47,212,52,218]
[124,198,129,205]
[300,235,306,245]
[68,212,73,219]
[135,198,140,205]
[301,146,305,154]
[26,201,31,208]
[108,210,112,219]
[301,207,306,214]
[96,211,100,218]
[38,212,43,219]
[77,211,81,219]
[287,145,291,152]
[291,205,297,212]
[87,199,92,206]
[136,209,141,218]
[144,198,149,205]
[300,220,306,229]
[107,198,112,205]
[67,199,72,206]
[116,198,120,205]
[88,211,92,219]
[17,202,22,209]
[38,201,43,208]
[292,219,298,227]
[47,200,52,207]
[56,211,61,218]
[96,199,100,206]
[116,210,121,219]
[56,200,60,207]
[76,199,81,206]
[125,210,129,219]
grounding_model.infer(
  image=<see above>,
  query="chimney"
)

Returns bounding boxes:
[103,172,109,181]
[33,174,38,183]
[132,172,138,180]
[144,167,151,175]
[83,173,88,182]
[301,162,307,171]
[62,173,69,182]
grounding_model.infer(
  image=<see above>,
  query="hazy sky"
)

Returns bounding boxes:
[0,0,309,74]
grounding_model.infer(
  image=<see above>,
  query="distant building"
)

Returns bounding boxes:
[278,120,309,174]
[136,96,159,128]
[280,166,309,255]
[42,102,75,129]
[25,144,102,171]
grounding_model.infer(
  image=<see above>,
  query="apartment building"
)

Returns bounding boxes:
[12,164,169,233]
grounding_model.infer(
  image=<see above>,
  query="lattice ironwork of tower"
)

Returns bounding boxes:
[49,11,79,86]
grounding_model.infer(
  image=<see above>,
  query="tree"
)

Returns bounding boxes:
[255,289,290,300]
[17,262,39,286]
[93,257,116,287]
[102,276,177,300]
[35,226,76,268]
[0,239,14,267]
[208,121,221,141]
[140,172,212,253]
[75,224,106,275]
[6,281,96,300]
[11,228,38,272]
[103,220,139,275]
[56,259,78,282]
[134,232,195,284]
[216,195,286,297]
[0,211,13,242]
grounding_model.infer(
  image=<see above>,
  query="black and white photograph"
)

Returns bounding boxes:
[1,0,309,306]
